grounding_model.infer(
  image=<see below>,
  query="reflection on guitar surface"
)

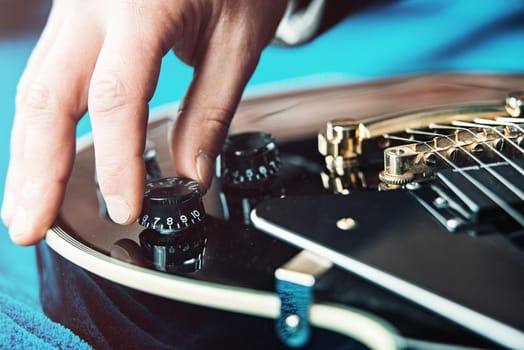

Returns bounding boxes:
[40,74,524,349]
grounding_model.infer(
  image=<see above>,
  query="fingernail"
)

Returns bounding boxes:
[105,196,130,224]
[9,207,27,239]
[196,152,214,190]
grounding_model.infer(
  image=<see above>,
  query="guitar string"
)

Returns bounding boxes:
[496,117,524,124]
[388,131,524,226]
[429,124,524,177]
[476,118,524,134]
[384,133,524,226]
[476,118,524,154]
[406,128,524,201]
[453,120,524,155]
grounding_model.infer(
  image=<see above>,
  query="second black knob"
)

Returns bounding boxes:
[217,132,281,190]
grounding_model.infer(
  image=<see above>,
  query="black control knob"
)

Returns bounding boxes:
[139,228,206,273]
[217,132,281,190]
[138,177,206,234]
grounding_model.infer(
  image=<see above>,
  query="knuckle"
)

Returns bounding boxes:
[95,155,143,200]
[96,161,128,185]
[88,75,130,114]
[18,80,55,113]
[201,106,233,134]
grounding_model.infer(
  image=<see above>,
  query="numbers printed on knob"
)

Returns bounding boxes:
[139,210,203,232]
[217,132,281,189]
[138,177,206,234]
[230,161,279,185]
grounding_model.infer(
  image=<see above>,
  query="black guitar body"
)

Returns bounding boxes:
[37,244,357,349]
[37,75,524,349]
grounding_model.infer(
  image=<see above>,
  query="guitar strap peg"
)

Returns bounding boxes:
[275,250,333,348]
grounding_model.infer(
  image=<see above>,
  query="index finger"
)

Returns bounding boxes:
[88,23,162,225]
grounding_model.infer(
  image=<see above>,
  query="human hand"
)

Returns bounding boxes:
[1,0,287,245]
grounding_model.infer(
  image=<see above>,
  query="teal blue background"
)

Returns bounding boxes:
[0,0,523,322]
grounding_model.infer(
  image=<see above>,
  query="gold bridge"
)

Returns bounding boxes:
[379,119,524,188]
[318,91,524,193]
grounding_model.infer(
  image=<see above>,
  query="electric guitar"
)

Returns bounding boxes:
[39,74,524,349]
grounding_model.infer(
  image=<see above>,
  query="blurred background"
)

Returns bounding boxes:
[0,0,523,343]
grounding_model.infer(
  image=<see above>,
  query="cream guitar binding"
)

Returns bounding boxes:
[41,74,524,349]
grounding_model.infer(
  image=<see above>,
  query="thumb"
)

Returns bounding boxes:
[169,39,261,192]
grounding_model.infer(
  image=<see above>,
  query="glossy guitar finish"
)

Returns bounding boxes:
[252,191,524,347]
[39,74,524,349]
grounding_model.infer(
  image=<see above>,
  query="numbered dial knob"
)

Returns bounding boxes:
[139,228,206,273]
[218,132,281,190]
[138,177,206,234]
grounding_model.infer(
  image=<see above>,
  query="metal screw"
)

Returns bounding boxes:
[447,147,458,162]
[446,218,464,231]
[423,153,438,166]
[336,217,357,230]
[471,143,484,155]
[285,315,301,330]
[506,91,524,117]
[433,197,447,208]
[406,182,420,190]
